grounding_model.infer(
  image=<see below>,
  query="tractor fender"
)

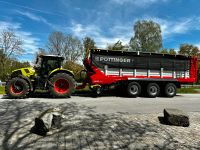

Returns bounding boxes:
[48,69,75,79]
[18,75,34,91]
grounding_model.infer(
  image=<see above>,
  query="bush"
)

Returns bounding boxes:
[63,61,85,82]
[177,88,200,93]
[0,86,5,94]
[0,59,30,81]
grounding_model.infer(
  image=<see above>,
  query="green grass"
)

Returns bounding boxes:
[0,86,5,94]
[177,88,200,94]
[76,86,90,92]
[75,86,91,94]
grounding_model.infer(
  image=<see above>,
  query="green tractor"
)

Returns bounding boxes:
[5,55,76,98]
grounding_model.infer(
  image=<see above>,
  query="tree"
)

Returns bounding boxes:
[33,48,47,64]
[160,48,177,55]
[107,40,127,51]
[178,44,199,56]
[160,48,168,54]
[0,30,24,59]
[178,44,200,84]
[169,49,176,55]
[37,48,47,55]
[83,37,96,58]
[83,37,96,50]
[130,20,162,52]
[63,61,84,81]
[47,31,83,63]
[47,31,65,56]
[0,58,30,81]
[0,29,24,80]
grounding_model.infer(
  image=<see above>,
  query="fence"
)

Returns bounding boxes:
[181,84,200,88]
[0,82,6,86]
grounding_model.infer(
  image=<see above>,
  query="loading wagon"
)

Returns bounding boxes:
[79,49,198,97]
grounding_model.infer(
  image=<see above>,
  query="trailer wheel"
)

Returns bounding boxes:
[127,82,141,97]
[165,83,176,97]
[5,77,30,98]
[147,83,160,98]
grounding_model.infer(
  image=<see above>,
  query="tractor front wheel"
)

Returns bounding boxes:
[5,77,30,98]
[49,73,75,98]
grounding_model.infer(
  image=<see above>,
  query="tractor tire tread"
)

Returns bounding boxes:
[5,77,30,99]
[49,73,75,98]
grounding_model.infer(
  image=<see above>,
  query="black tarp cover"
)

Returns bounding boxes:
[91,50,190,71]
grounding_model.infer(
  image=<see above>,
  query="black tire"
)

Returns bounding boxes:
[49,73,75,98]
[127,82,141,97]
[5,77,30,98]
[165,83,177,97]
[147,83,160,98]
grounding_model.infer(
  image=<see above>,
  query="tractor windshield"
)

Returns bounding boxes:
[40,57,63,76]
[42,59,61,70]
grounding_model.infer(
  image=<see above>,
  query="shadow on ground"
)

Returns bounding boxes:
[0,99,199,149]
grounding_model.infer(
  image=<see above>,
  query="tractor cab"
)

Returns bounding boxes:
[34,55,64,76]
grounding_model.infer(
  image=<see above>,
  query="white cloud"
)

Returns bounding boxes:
[0,21,40,55]
[154,18,192,37]
[134,16,199,39]
[17,11,42,21]
[192,43,200,49]
[70,22,101,37]
[69,22,132,48]
[69,17,200,49]
[16,11,56,29]
[17,31,40,53]
[111,0,169,6]
[95,36,130,48]
[69,15,200,49]
[0,21,21,30]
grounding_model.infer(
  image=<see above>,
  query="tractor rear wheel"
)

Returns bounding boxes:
[49,73,75,98]
[5,77,30,98]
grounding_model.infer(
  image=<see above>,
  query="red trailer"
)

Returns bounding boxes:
[78,49,198,98]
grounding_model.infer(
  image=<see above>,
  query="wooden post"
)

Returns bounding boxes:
[119,68,122,77]
[160,68,163,78]
[147,69,150,77]
[104,65,108,76]
[134,69,136,77]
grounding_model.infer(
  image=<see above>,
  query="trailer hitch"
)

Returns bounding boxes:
[90,84,102,95]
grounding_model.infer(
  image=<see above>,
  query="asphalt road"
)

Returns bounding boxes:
[1,94,200,114]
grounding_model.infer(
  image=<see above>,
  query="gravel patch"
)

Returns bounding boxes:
[0,99,200,149]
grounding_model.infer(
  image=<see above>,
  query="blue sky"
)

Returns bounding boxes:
[0,0,200,62]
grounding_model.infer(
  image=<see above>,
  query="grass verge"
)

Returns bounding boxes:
[0,86,5,94]
[177,88,200,94]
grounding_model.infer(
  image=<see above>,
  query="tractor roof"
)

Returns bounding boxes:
[39,54,64,60]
